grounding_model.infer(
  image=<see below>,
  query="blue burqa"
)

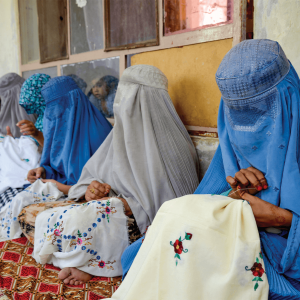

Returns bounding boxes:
[196,39,300,299]
[40,76,112,185]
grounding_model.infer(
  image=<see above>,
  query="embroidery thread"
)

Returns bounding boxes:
[170,232,193,266]
[245,252,265,291]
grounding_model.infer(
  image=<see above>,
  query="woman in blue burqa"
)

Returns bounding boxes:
[117,39,300,300]
[27,76,112,189]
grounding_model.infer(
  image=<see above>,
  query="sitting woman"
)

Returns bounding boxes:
[0,73,38,209]
[27,75,113,188]
[110,40,300,300]
[0,73,37,137]
[88,75,119,118]
[17,73,51,147]
[15,65,200,286]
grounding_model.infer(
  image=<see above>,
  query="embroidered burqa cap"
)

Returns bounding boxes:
[19,73,51,132]
[0,73,37,137]
[69,64,200,233]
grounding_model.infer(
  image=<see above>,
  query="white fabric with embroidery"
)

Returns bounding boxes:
[0,180,63,242]
[33,197,129,277]
[0,134,41,194]
[108,194,269,300]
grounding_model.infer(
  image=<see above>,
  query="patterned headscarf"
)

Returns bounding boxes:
[19,73,51,132]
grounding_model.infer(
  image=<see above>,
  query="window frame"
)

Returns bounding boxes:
[17,0,247,132]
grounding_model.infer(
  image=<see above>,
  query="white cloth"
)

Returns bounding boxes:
[0,135,41,193]
[108,194,269,300]
[0,180,63,241]
[33,197,129,277]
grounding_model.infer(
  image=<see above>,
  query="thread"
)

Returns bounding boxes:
[228,186,272,197]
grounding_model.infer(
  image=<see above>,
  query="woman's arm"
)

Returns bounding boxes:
[42,179,71,195]
[240,191,293,228]
[32,130,44,147]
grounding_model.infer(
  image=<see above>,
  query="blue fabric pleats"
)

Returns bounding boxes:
[40,76,112,185]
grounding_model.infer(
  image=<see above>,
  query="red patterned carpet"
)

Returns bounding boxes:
[0,237,121,299]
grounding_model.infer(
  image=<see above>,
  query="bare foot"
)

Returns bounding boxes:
[58,267,93,286]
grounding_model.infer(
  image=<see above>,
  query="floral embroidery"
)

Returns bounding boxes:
[45,199,118,271]
[88,258,116,270]
[96,199,117,223]
[170,232,193,266]
[245,252,265,291]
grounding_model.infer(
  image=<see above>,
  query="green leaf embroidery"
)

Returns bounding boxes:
[179,236,182,242]
[259,252,263,259]
[175,253,181,260]
[252,277,258,281]
[185,233,190,240]
[77,230,82,238]
[256,257,259,263]
[254,282,259,291]
[257,277,263,282]
[176,260,178,266]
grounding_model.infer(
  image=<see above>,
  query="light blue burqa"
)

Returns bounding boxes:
[196,39,300,299]
[40,76,112,185]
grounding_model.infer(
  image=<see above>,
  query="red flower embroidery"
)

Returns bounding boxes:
[54,229,61,237]
[98,261,106,268]
[245,255,265,291]
[170,232,192,266]
[106,207,111,214]
[251,262,264,277]
[173,240,183,254]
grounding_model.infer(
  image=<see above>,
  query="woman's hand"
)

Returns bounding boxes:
[17,120,39,137]
[16,120,44,146]
[239,191,293,228]
[6,126,14,137]
[227,167,268,199]
[27,167,46,183]
[85,181,111,201]
[101,197,133,216]
[42,179,71,195]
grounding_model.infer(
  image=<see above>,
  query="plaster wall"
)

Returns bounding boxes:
[0,0,20,78]
[131,39,232,128]
[254,0,300,74]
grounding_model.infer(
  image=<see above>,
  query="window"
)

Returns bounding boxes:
[18,0,40,64]
[22,67,58,80]
[104,0,159,51]
[37,0,68,63]
[69,0,104,54]
[164,0,232,36]
[61,57,119,118]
